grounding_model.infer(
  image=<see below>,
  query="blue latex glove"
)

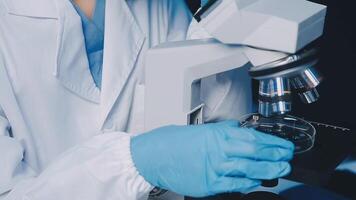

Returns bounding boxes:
[131,121,295,197]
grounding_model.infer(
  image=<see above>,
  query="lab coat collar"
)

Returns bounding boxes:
[3,0,58,19]
[54,0,102,103]
[4,0,101,103]
[100,0,146,127]
[4,0,146,125]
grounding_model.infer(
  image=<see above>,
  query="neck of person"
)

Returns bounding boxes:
[73,0,96,19]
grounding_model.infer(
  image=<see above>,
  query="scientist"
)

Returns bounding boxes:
[0,0,294,199]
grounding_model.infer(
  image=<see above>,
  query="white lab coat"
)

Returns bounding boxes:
[0,0,252,199]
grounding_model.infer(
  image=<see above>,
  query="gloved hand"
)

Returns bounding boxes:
[130,121,294,197]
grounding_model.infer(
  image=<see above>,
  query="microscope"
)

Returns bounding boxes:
[145,0,326,130]
[145,0,354,199]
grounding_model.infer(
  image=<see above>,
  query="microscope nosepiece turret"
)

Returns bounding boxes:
[250,47,322,117]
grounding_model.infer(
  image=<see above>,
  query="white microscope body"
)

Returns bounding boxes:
[144,0,327,131]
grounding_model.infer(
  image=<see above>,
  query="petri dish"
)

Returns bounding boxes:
[239,113,316,154]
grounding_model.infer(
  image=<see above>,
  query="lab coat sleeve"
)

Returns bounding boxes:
[1,130,153,200]
[0,107,37,197]
[0,48,152,200]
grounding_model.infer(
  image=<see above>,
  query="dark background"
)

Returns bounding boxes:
[186,0,355,130]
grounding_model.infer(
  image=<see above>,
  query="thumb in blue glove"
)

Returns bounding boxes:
[130,121,295,197]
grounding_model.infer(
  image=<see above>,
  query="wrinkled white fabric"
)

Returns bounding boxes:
[5,133,152,200]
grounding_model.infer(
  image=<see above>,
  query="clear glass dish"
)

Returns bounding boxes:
[239,113,316,154]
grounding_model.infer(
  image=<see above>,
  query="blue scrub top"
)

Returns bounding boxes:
[71,0,106,89]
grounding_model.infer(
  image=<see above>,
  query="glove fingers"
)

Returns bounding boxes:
[225,127,295,151]
[216,158,291,180]
[210,177,261,194]
[223,139,294,161]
